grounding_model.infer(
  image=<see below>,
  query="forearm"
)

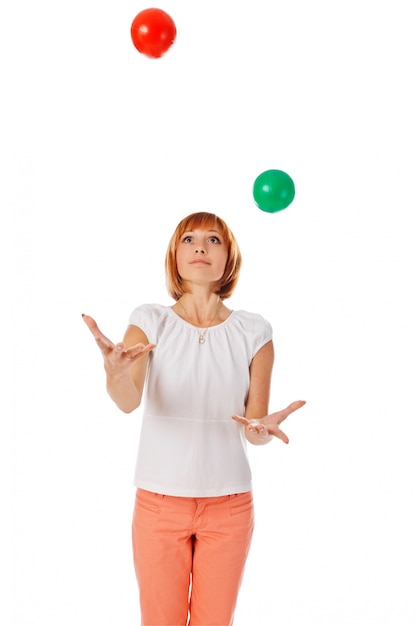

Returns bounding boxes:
[244,340,274,445]
[105,369,142,413]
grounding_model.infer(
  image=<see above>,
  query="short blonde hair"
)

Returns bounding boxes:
[165,212,242,301]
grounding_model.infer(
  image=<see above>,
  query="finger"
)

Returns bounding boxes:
[248,424,269,437]
[277,400,307,423]
[246,419,262,431]
[285,400,307,414]
[231,415,250,426]
[123,343,156,360]
[82,313,100,335]
[269,426,289,444]
[114,342,126,356]
[82,314,114,349]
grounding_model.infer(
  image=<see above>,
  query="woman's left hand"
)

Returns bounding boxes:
[232,400,306,444]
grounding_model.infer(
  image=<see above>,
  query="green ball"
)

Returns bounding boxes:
[253,169,295,213]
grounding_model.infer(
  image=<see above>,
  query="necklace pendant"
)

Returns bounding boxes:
[199,333,206,344]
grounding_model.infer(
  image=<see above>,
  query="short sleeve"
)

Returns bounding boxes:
[252,314,273,358]
[236,310,273,360]
[128,304,159,344]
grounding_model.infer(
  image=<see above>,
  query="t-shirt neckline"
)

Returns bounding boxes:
[168,305,234,331]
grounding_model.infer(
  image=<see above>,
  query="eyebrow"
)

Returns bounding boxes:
[183,229,221,235]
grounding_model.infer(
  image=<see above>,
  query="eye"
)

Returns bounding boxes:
[208,236,221,244]
[182,236,193,243]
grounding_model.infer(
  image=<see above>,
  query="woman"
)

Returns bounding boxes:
[83,211,305,625]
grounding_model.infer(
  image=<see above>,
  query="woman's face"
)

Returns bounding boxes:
[175,227,228,288]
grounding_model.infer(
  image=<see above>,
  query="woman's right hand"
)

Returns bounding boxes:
[82,314,156,376]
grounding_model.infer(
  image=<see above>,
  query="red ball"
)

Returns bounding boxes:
[130,8,176,58]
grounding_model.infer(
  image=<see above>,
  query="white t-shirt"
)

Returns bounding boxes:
[128,304,273,497]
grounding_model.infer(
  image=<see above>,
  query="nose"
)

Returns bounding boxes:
[195,244,206,254]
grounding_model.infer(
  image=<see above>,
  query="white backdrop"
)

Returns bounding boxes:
[3,1,415,624]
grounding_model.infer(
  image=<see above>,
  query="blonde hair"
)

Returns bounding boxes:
[165,212,242,301]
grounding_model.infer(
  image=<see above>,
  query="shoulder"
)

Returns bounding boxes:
[231,310,273,358]
[128,303,172,332]
[232,309,273,335]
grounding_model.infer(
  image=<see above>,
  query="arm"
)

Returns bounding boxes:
[243,340,275,445]
[82,314,156,414]
[232,339,306,444]
[105,324,152,413]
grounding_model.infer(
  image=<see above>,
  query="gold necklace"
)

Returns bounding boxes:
[177,299,221,344]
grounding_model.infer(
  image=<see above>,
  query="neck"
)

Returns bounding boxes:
[177,293,221,326]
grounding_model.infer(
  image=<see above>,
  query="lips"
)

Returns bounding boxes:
[190,259,210,265]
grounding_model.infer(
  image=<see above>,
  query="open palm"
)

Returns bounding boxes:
[232,400,306,443]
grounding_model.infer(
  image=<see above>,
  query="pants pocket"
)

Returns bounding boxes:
[229,492,254,517]
[135,489,161,514]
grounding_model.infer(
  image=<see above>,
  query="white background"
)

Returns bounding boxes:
[3,1,415,624]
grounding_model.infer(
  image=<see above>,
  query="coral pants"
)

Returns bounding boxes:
[132,489,254,626]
